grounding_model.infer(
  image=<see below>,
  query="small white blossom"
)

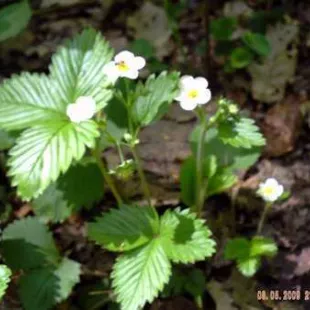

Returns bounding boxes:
[66,96,96,123]
[103,50,146,82]
[175,76,211,111]
[257,178,284,202]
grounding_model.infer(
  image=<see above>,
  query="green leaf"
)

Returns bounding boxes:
[49,28,113,110]
[88,205,159,252]
[112,238,171,310]
[19,269,58,310]
[0,129,15,151]
[2,217,59,264]
[160,209,216,264]
[230,47,254,69]
[250,236,277,258]
[218,117,266,149]
[54,258,81,303]
[242,32,271,57]
[131,71,179,126]
[58,162,104,210]
[0,0,32,42]
[0,264,11,300]
[180,155,237,206]
[0,73,66,131]
[237,257,260,277]
[8,120,99,200]
[211,17,237,41]
[130,39,155,59]
[184,269,206,298]
[32,183,72,223]
[224,238,251,261]
[190,126,262,171]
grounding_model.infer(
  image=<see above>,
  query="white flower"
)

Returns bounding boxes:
[66,96,96,123]
[103,50,146,82]
[257,178,284,202]
[175,76,211,111]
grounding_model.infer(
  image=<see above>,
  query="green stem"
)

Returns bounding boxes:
[194,108,208,216]
[131,145,152,206]
[256,202,272,235]
[92,148,123,206]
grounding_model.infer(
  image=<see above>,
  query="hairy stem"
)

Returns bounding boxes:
[194,109,208,216]
[92,149,123,206]
[256,202,272,235]
[131,145,152,206]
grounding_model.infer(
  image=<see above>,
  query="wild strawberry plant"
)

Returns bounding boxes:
[0,28,279,309]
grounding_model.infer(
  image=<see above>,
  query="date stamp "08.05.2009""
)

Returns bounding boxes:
[257,290,310,302]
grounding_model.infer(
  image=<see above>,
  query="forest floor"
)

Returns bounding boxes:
[1,0,310,309]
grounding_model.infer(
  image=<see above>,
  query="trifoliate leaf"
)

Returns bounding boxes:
[54,258,81,303]
[49,28,113,110]
[218,117,265,149]
[2,217,59,265]
[190,126,262,171]
[237,257,260,277]
[88,205,159,252]
[58,162,104,210]
[0,264,11,300]
[32,183,72,223]
[19,268,58,310]
[0,129,15,151]
[112,238,171,310]
[242,32,271,57]
[131,71,179,126]
[8,120,99,200]
[250,236,278,257]
[0,74,66,131]
[160,209,216,264]
[0,0,32,42]
[207,168,237,197]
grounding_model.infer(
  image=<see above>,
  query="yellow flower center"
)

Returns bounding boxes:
[262,186,275,196]
[187,89,199,99]
[116,61,130,72]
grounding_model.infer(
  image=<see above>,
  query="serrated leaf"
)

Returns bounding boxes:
[58,162,104,210]
[112,238,171,310]
[54,258,81,303]
[190,126,262,171]
[8,120,99,200]
[0,0,32,42]
[88,205,159,252]
[207,168,237,197]
[250,236,277,257]
[19,269,58,310]
[0,264,11,300]
[237,257,260,277]
[160,209,216,264]
[2,217,59,263]
[0,73,66,131]
[49,28,113,110]
[224,238,251,261]
[32,183,72,223]
[242,32,271,57]
[131,71,179,126]
[218,117,265,149]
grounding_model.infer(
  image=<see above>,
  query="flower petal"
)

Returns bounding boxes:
[134,56,146,70]
[197,88,212,105]
[180,75,195,88]
[179,99,198,111]
[195,77,209,88]
[115,50,135,63]
[122,69,139,80]
[103,61,119,83]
